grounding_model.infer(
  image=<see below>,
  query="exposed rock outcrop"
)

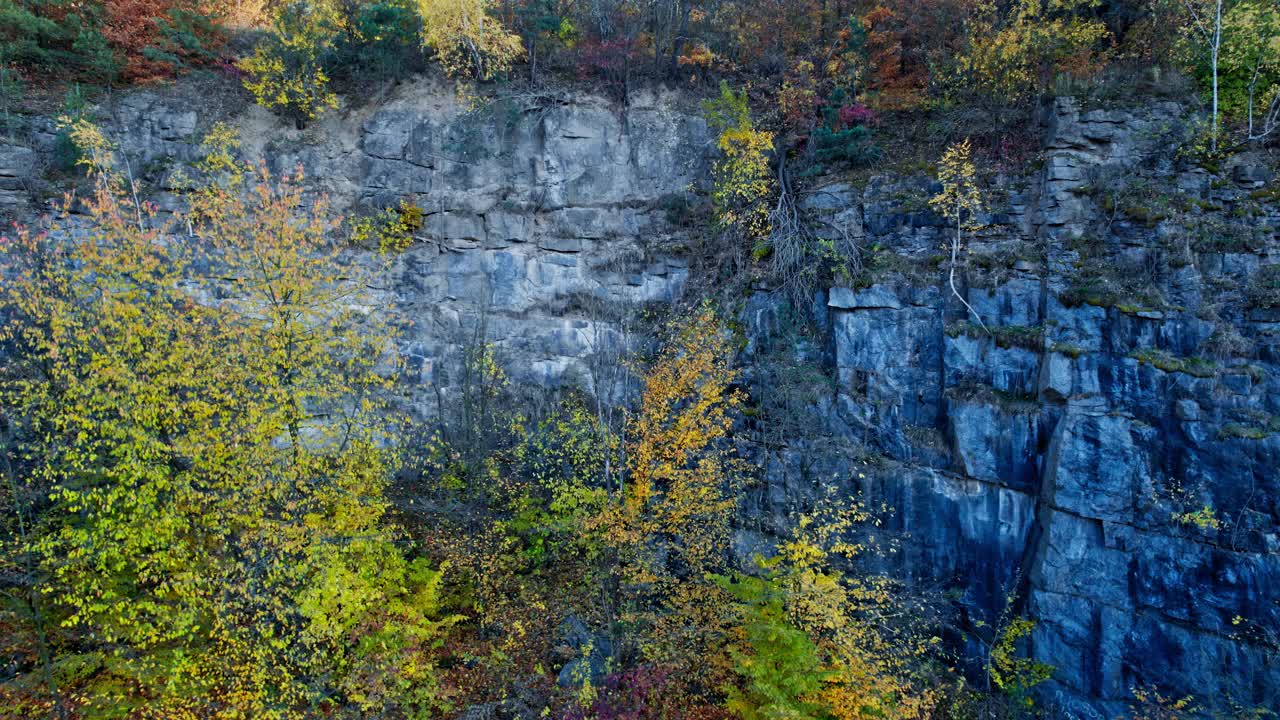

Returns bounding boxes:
[13,82,710,414]
[0,143,34,216]
[746,97,1280,717]
[6,83,1277,717]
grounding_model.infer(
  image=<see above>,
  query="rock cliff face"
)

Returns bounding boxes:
[748,98,1280,716]
[6,82,710,413]
[346,86,709,411]
[4,82,1277,716]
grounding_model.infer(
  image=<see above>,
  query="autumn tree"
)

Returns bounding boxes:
[861,4,930,110]
[1176,0,1229,150]
[239,0,342,128]
[0,0,223,82]
[805,16,881,171]
[0,124,457,718]
[1222,0,1280,141]
[1128,686,1202,720]
[715,503,945,720]
[598,305,746,687]
[1179,0,1280,147]
[617,308,742,549]
[100,0,224,81]
[415,0,525,79]
[930,137,988,332]
[418,306,747,704]
[717,0,826,69]
[988,613,1054,713]
[703,82,776,246]
[956,0,1111,103]
[649,0,709,78]
[777,60,820,133]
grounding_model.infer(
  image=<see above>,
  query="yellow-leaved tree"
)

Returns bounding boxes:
[0,123,459,719]
[412,308,745,710]
[415,0,525,79]
[239,0,343,129]
[957,0,1110,103]
[930,137,989,332]
[599,305,747,688]
[714,502,945,720]
[703,81,776,245]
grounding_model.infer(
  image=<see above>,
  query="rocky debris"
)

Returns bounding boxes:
[555,616,613,690]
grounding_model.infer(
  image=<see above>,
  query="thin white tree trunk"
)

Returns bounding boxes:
[1183,0,1225,151]
[1211,0,1222,151]
[1246,46,1280,141]
[951,208,988,333]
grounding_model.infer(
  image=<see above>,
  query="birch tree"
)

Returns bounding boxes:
[930,138,988,332]
[1183,0,1226,150]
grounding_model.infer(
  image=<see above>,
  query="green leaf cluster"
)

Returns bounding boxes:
[714,572,831,720]
[0,0,117,78]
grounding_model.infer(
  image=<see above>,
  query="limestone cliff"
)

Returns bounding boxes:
[2,80,1276,716]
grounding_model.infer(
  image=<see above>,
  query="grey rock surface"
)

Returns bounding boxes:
[56,81,711,416]
[0,143,35,216]
[742,97,1280,716]
[10,84,1278,716]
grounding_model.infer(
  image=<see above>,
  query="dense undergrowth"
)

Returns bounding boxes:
[0,135,1036,717]
[1,1,1279,719]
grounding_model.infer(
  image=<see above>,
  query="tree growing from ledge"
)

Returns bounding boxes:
[930,137,989,333]
[239,0,342,129]
[703,81,776,246]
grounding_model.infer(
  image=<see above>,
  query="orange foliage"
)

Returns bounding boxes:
[597,306,746,688]
[723,0,824,66]
[615,306,742,568]
[102,0,223,81]
[860,0,978,109]
[102,0,168,80]
[778,61,820,133]
[861,5,928,110]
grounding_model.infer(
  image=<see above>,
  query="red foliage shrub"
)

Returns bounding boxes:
[839,103,876,126]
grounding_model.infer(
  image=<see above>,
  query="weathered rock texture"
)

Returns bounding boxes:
[743,98,1280,717]
[346,87,708,412]
[0,143,35,216]
[11,82,709,415]
[5,83,1277,716]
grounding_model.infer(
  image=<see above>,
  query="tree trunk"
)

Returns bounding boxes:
[951,206,988,332]
[669,3,693,79]
[1211,0,1222,151]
